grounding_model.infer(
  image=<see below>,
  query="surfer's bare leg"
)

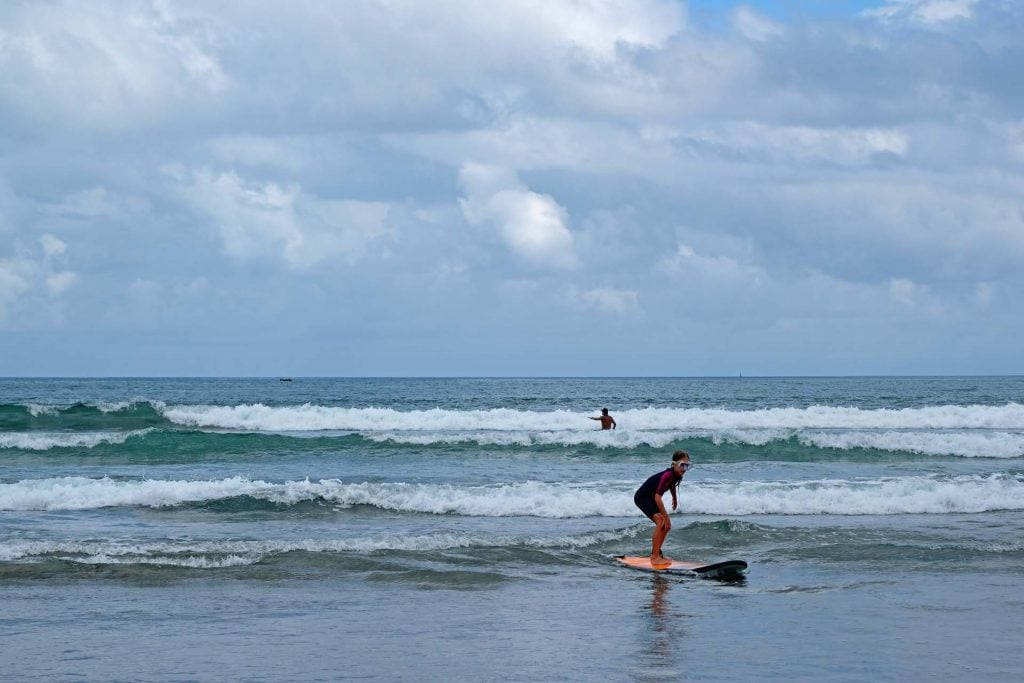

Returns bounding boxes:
[650,513,672,565]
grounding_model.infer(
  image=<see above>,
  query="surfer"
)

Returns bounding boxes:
[589,408,616,430]
[633,451,691,567]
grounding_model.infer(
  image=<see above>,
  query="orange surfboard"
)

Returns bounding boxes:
[614,555,747,579]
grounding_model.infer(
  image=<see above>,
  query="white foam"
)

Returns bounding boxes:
[25,404,61,417]
[65,553,258,568]
[0,476,278,511]
[0,528,628,565]
[154,403,1024,457]
[2,474,1021,516]
[0,429,152,451]
[799,430,1024,458]
[683,474,1024,515]
[95,401,144,413]
[365,430,685,449]
[159,403,1024,432]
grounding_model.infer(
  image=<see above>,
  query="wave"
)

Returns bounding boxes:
[4,521,1021,570]
[6,401,1024,433]
[0,529,630,567]
[1,426,1020,459]
[0,429,154,451]
[4,401,1023,459]
[0,401,166,431]
[3,473,1022,516]
[159,402,1024,431]
[364,428,1024,458]
[158,403,1024,458]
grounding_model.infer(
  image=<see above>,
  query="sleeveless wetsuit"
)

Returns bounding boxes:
[633,468,681,520]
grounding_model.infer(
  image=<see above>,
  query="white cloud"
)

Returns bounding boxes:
[459,163,577,270]
[206,136,313,173]
[657,244,767,290]
[684,123,909,166]
[46,271,78,295]
[40,234,67,258]
[865,0,979,25]
[515,0,683,58]
[889,277,943,315]
[0,258,33,321]
[42,187,147,219]
[565,285,641,315]
[0,234,78,323]
[973,282,993,307]
[731,6,784,42]
[0,2,226,132]
[179,169,393,271]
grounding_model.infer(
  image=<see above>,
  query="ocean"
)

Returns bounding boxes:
[2,376,1022,681]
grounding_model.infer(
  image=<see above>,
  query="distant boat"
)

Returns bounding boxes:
[279,378,293,382]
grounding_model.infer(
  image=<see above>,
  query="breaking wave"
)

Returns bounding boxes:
[3,473,1021,516]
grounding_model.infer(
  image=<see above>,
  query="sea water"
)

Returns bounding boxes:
[1,377,1022,681]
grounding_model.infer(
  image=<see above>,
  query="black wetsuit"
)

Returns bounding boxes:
[633,468,681,520]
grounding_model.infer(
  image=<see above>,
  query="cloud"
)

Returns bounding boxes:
[177,168,393,271]
[0,234,77,324]
[0,258,33,321]
[565,285,641,315]
[657,244,767,291]
[505,0,683,58]
[0,1,226,133]
[1,0,1022,374]
[40,234,67,258]
[0,0,683,138]
[731,6,785,42]
[458,163,577,270]
[865,0,980,25]
[46,271,78,295]
[41,187,146,219]
[678,122,910,166]
[888,277,943,315]
[973,282,994,307]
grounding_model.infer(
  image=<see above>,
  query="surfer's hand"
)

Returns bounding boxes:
[671,500,677,510]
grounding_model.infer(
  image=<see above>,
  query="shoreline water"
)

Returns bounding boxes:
[2,377,1022,680]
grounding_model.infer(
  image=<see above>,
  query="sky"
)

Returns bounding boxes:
[1,0,1022,377]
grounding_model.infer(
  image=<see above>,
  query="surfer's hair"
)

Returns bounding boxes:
[672,450,690,462]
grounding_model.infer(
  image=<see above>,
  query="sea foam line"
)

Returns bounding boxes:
[158,402,1024,432]
[3,425,1021,457]
[151,402,1024,458]
[2,474,1021,516]
[0,429,153,451]
[0,528,629,565]
[366,428,1024,458]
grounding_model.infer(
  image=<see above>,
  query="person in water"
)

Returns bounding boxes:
[590,408,616,430]
[633,450,691,567]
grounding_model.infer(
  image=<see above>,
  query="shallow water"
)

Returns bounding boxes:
[2,377,1023,680]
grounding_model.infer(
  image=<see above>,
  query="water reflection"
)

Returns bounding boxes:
[637,576,689,681]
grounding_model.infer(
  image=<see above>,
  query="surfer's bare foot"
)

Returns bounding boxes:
[651,555,671,567]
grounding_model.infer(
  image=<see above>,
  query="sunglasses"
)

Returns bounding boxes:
[673,461,692,470]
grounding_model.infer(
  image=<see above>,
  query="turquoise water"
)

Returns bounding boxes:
[2,377,1023,680]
